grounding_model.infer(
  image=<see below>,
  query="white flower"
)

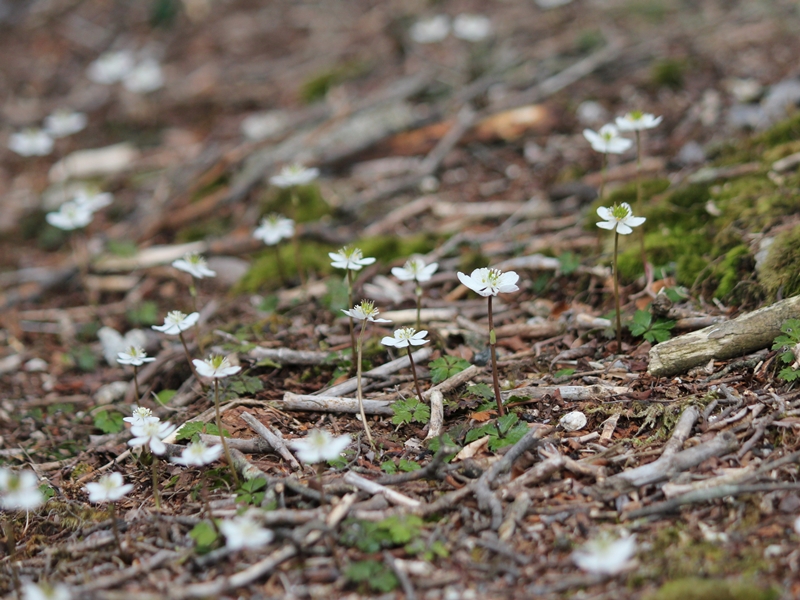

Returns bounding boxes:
[0,468,44,511]
[219,515,275,551]
[9,128,54,157]
[342,300,391,323]
[172,252,216,279]
[21,581,72,600]
[269,164,319,188]
[45,202,94,231]
[171,441,223,467]
[381,328,429,348]
[73,189,113,213]
[152,311,199,335]
[87,50,136,85]
[117,345,155,367]
[559,411,587,431]
[124,406,158,427]
[290,429,351,464]
[596,203,646,235]
[409,15,450,44]
[583,124,632,154]
[123,59,164,93]
[453,14,492,42]
[572,532,637,575]
[391,257,438,283]
[615,111,663,132]
[44,110,88,138]
[128,419,177,455]
[253,214,295,245]
[84,472,133,503]
[192,355,241,379]
[328,247,376,271]
[457,268,519,297]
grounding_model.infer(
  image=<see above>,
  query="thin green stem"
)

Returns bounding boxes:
[151,452,161,510]
[407,346,425,405]
[2,516,21,598]
[488,296,505,417]
[613,230,622,349]
[415,285,423,332]
[356,322,374,448]
[178,331,206,391]
[199,472,220,535]
[347,270,356,368]
[214,379,239,486]
[599,152,607,200]
[291,188,306,286]
[133,365,141,406]
[635,130,647,271]
[109,502,124,554]
[274,243,286,285]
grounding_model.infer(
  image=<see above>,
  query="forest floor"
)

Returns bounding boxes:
[2,0,800,598]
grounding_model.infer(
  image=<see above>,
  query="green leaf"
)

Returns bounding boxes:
[553,368,575,378]
[391,397,431,426]
[558,252,581,275]
[154,389,176,406]
[466,382,494,400]
[127,301,159,326]
[345,561,398,593]
[93,410,124,434]
[175,421,227,442]
[426,433,460,462]
[428,356,471,384]
[380,460,398,474]
[236,477,268,505]
[398,459,421,472]
[189,521,219,553]
[256,357,281,369]
[629,310,652,336]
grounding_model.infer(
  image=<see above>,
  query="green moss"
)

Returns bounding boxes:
[642,526,770,583]
[650,58,686,90]
[711,244,755,300]
[760,224,800,299]
[301,60,371,104]
[645,578,778,600]
[236,234,438,294]
[263,185,331,223]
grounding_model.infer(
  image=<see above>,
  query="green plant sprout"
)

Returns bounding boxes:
[330,247,377,362]
[772,319,800,382]
[391,257,439,330]
[629,309,674,343]
[596,202,646,348]
[192,355,242,485]
[342,300,391,447]
[429,355,471,383]
[457,267,519,416]
[381,327,429,408]
[271,163,320,284]
[616,111,663,276]
[583,123,632,200]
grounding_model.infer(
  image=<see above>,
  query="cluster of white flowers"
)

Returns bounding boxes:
[0,468,44,510]
[87,50,163,93]
[45,189,114,231]
[172,252,216,279]
[128,414,177,455]
[583,111,662,155]
[409,13,492,44]
[8,109,87,157]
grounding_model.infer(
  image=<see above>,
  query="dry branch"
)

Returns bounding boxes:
[240,412,302,471]
[648,295,800,377]
[591,431,739,498]
[281,392,394,415]
[249,346,333,365]
[501,384,629,402]
[316,347,433,397]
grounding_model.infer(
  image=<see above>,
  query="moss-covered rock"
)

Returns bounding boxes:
[759,225,800,299]
[645,578,778,600]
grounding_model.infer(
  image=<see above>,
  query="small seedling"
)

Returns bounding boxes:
[429,356,471,384]
[391,397,431,426]
[772,319,800,382]
[628,309,674,343]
